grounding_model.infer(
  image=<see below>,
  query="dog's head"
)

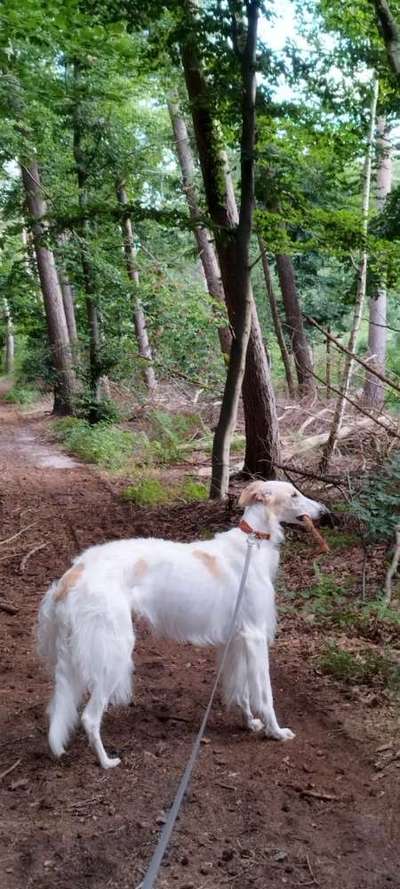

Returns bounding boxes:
[238,480,327,526]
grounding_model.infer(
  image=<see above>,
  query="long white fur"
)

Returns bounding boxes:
[37,480,326,768]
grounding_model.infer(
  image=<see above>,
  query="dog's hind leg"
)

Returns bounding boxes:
[81,687,122,769]
[48,639,83,758]
[242,629,295,741]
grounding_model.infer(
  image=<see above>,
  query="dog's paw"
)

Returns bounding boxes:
[248,718,263,733]
[101,756,121,769]
[264,725,295,741]
[276,727,295,742]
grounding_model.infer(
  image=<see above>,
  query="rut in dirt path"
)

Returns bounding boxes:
[0,396,399,889]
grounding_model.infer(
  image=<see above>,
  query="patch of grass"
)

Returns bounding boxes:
[319,643,400,691]
[53,418,135,470]
[122,475,209,507]
[4,384,41,406]
[180,478,208,502]
[324,529,358,550]
[123,478,173,506]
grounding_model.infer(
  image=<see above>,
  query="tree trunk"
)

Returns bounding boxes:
[275,253,315,394]
[258,237,295,397]
[321,78,379,471]
[167,96,232,357]
[326,326,331,397]
[372,0,400,74]
[115,183,157,392]
[181,2,280,495]
[20,162,75,414]
[72,61,102,407]
[363,115,392,406]
[57,233,78,343]
[3,300,15,374]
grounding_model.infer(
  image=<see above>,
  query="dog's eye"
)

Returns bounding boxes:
[291,493,298,498]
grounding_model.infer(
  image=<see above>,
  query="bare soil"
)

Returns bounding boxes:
[0,394,399,889]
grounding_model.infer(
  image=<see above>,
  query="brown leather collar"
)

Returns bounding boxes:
[239,519,271,541]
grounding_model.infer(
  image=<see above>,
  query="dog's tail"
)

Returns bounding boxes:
[38,572,134,758]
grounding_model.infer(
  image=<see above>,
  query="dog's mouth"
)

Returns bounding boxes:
[297,514,330,554]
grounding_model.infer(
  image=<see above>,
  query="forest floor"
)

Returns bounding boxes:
[0,385,400,889]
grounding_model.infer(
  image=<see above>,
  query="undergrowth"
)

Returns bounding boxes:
[319,643,400,691]
[53,417,136,470]
[122,476,208,506]
[4,384,41,406]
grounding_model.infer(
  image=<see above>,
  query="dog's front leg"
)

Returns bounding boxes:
[242,629,295,742]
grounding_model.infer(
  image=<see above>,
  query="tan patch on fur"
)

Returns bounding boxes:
[133,558,148,579]
[55,563,84,602]
[238,481,270,507]
[193,550,222,578]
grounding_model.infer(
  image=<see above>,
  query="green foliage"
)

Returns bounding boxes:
[3,383,41,405]
[146,410,205,464]
[352,452,400,541]
[180,477,208,501]
[319,642,400,690]
[123,477,173,506]
[54,418,134,470]
[122,475,208,505]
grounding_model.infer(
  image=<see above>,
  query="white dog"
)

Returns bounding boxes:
[37,480,326,769]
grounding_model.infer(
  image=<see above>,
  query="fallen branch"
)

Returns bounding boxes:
[285,416,382,460]
[305,315,400,397]
[289,785,341,802]
[304,367,400,441]
[384,524,400,605]
[20,542,48,573]
[0,759,21,781]
[0,598,19,615]
[0,522,37,548]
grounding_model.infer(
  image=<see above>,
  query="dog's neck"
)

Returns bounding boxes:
[241,504,282,542]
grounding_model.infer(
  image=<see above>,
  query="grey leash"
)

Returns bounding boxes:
[137,536,257,889]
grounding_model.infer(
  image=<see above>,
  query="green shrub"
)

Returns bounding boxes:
[4,384,41,406]
[122,478,173,506]
[181,478,208,501]
[352,452,400,541]
[53,418,134,470]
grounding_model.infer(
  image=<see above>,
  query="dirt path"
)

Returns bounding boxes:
[0,397,399,889]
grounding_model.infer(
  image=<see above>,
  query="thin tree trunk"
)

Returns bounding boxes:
[72,61,102,407]
[258,237,295,398]
[275,253,315,394]
[181,2,280,496]
[167,96,232,357]
[57,233,78,343]
[3,300,15,374]
[321,78,379,471]
[115,183,157,392]
[20,161,75,414]
[326,326,331,397]
[363,116,392,406]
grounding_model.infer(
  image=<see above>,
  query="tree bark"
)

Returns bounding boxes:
[363,115,392,406]
[275,253,315,394]
[372,0,400,74]
[57,233,78,343]
[321,78,379,471]
[168,96,232,357]
[20,161,75,414]
[258,237,295,397]
[181,1,280,495]
[116,182,157,392]
[72,61,102,406]
[326,325,331,397]
[3,300,15,374]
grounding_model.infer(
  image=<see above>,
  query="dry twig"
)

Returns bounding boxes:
[0,522,37,547]
[0,759,21,781]
[20,542,48,573]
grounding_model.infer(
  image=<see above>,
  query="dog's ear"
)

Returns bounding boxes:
[239,482,271,507]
